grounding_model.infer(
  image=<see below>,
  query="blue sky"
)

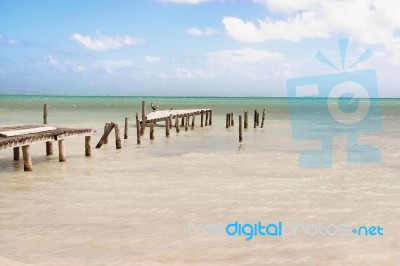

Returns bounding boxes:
[1,0,400,97]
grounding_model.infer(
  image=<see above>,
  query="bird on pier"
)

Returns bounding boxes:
[151,102,159,112]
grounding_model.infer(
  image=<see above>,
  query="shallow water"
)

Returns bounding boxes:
[0,96,399,265]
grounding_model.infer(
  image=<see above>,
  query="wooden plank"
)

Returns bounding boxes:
[95,123,115,148]
[0,126,57,137]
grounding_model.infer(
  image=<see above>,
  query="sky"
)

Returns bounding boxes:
[1,0,400,97]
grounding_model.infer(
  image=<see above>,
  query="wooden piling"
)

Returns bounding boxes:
[58,139,66,162]
[150,120,155,140]
[181,116,185,127]
[44,104,53,155]
[85,136,91,156]
[191,114,195,130]
[46,142,53,156]
[140,101,146,135]
[256,110,260,126]
[169,114,173,129]
[175,117,180,133]
[96,123,115,148]
[43,104,48,124]
[230,112,234,126]
[22,145,32,172]
[185,114,189,131]
[244,109,248,129]
[124,117,129,139]
[201,110,204,127]
[115,124,122,149]
[205,111,209,126]
[239,115,243,142]
[254,109,257,128]
[136,114,141,144]
[104,123,109,144]
[261,108,266,128]
[140,117,147,136]
[209,109,212,125]
[226,113,230,128]
[13,147,20,161]
[165,118,170,137]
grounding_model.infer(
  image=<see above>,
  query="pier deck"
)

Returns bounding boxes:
[143,108,212,122]
[0,125,95,171]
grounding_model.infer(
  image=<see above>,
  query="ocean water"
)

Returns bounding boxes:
[0,96,399,265]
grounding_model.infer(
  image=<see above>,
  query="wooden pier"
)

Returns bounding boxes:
[0,125,95,172]
[136,107,212,141]
[144,108,212,123]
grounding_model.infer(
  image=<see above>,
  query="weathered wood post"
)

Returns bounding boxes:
[43,104,48,124]
[209,109,212,125]
[244,109,248,129]
[140,101,146,136]
[124,117,129,139]
[254,109,257,128]
[256,110,260,126]
[104,123,110,144]
[185,114,189,131]
[115,124,122,149]
[96,123,115,148]
[181,116,185,127]
[230,112,234,126]
[44,104,53,156]
[239,115,243,142]
[226,113,229,128]
[136,113,141,144]
[165,118,170,137]
[191,114,195,130]
[150,120,155,140]
[13,147,20,160]
[175,117,180,133]
[201,110,204,127]
[22,145,32,172]
[261,108,266,128]
[85,136,91,156]
[205,111,209,126]
[169,114,173,129]
[58,139,66,162]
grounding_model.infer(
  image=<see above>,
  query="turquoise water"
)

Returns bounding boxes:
[0,95,400,265]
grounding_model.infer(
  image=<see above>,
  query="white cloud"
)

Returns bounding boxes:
[160,0,212,4]
[187,27,219,36]
[93,60,134,74]
[43,55,57,65]
[254,0,318,13]
[224,0,400,63]
[65,61,86,73]
[208,47,282,65]
[224,3,395,43]
[71,33,145,51]
[222,13,329,42]
[144,55,161,64]
[8,40,18,45]
[176,67,196,79]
